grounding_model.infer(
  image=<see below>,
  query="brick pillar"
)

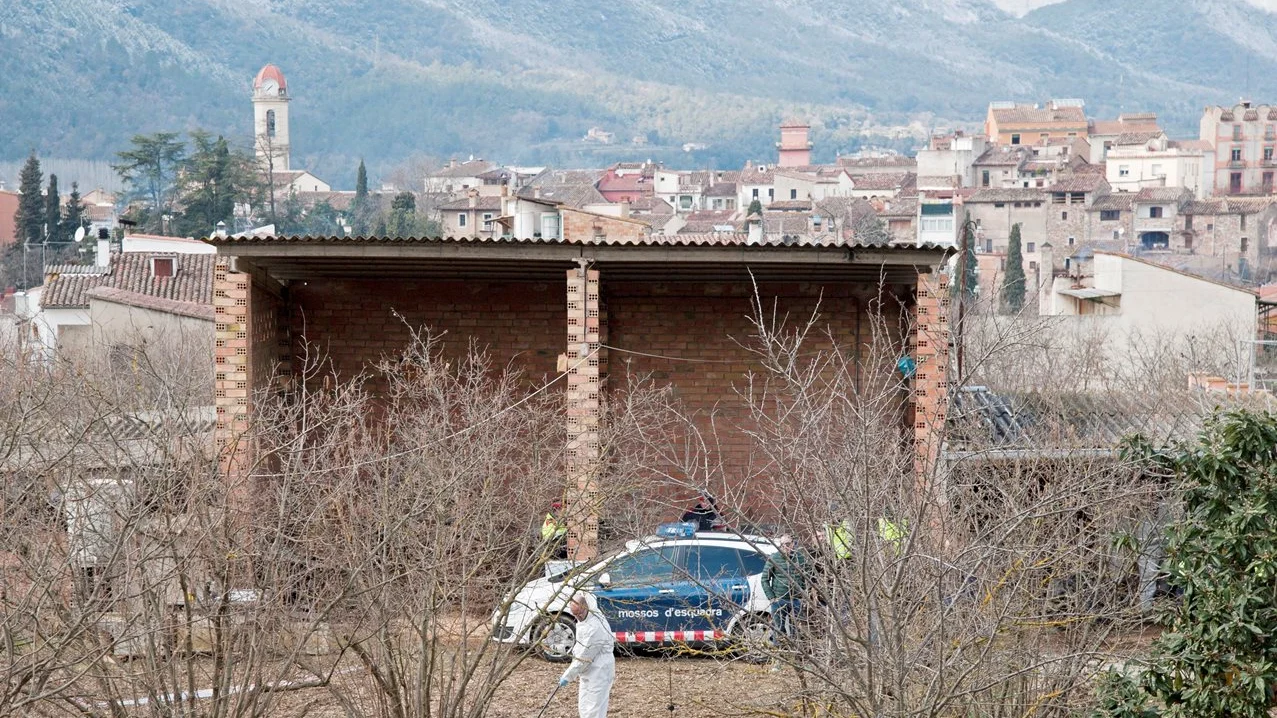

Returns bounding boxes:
[565,266,602,561]
[214,259,252,481]
[910,271,950,485]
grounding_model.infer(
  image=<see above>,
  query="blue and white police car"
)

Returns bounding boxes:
[491,523,779,661]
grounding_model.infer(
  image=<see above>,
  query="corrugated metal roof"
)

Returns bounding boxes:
[201,233,953,251]
[948,386,1276,451]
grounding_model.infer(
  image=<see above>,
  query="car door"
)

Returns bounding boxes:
[591,544,681,638]
[667,544,751,637]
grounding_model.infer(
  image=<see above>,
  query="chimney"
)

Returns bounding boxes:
[96,228,110,268]
[618,202,630,219]
[449,158,458,169]
[746,212,764,246]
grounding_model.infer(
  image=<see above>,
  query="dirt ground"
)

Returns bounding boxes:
[487,653,794,718]
[258,651,796,718]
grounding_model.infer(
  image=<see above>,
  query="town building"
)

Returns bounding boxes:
[424,159,499,196]
[777,121,812,167]
[1199,102,1277,196]
[1105,133,1210,198]
[596,162,656,203]
[916,131,989,189]
[32,233,214,362]
[0,189,18,248]
[1037,249,1258,374]
[1086,112,1162,163]
[984,99,1088,146]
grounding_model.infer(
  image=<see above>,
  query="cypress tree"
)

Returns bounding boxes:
[15,151,43,245]
[1001,223,1026,313]
[44,174,60,243]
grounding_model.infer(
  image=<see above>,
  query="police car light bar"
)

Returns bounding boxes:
[656,522,698,538]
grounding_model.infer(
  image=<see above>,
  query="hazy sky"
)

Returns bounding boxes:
[992,0,1277,15]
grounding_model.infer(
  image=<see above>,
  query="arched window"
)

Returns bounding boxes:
[266,110,276,138]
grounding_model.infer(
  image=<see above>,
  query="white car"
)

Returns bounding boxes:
[491,524,779,661]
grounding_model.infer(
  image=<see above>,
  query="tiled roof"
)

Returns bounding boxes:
[1224,197,1277,214]
[989,104,1087,125]
[42,253,215,309]
[1049,174,1109,193]
[876,198,918,217]
[204,233,954,251]
[850,172,915,191]
[87,286,216,321]
[438,196,504,211]
[837,155,917,170]
[705,181,739,197]
[1134,187,1190,203]
[1090,193,1135,211]
[968,188,1047,203]
[1168,139,1213,152]
[431,160,497,178]
[628,197,674,215]
[974,146,1028,167]
[767,199,813,211]
[1114,131,1164,146]
[517,183,606,208]
[1183,199,1223,215]
[739,165,776,184]
[1089,115,1161,137]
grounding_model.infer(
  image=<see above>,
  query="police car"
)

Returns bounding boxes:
[491,523,779,661]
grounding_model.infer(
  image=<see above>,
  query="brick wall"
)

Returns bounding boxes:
[560,209,649,243]
[603,279,907,506]
[288,279,565,387]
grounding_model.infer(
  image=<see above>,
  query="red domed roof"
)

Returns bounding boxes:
[253,64,287,92]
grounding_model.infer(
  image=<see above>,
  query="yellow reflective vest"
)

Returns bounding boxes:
[541,513,567,541]
[825,520,853,560]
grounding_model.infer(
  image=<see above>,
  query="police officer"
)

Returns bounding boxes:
[541,501,568,559]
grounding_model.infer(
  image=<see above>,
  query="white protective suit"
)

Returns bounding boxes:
[559,610,616,718]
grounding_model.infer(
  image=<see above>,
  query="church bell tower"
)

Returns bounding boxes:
[252,64,291,172]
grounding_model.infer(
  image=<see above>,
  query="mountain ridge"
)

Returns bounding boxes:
[2,0,1272,186]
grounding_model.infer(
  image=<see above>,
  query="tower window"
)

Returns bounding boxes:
[266,110,276,138]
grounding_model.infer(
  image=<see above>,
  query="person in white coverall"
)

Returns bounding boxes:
[558,595,615,718]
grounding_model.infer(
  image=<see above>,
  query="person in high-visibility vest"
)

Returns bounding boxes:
[877,515,905,555]
[541,501,568,559]
[824,519,853,560]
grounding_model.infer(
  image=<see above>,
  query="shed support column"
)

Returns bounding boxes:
[565,266,602,561]
[214,258,253,521]
[911,271,950,497]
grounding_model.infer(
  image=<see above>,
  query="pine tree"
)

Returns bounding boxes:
[177,131,261,237]
[1001,223,1026,313]
[386,191,417,237]
[14,151,44,246]
[44,174,60,243]
[61,182,86,243]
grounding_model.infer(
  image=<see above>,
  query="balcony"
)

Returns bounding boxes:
[1228,159,1248,169]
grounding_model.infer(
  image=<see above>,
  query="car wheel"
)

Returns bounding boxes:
[729,613,774,664]
[533,613,576,663]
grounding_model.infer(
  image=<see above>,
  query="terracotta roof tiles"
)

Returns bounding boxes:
[42,253,215,309]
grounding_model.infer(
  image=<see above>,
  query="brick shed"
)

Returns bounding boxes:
[206,234,951,558]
